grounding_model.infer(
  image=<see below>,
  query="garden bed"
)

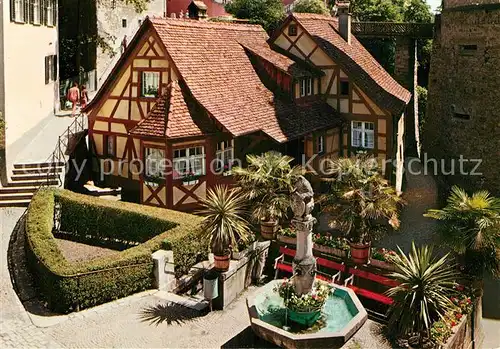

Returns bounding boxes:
[25,188,208,313]
[55,238,118,264]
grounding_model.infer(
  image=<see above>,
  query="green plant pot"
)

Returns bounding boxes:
[287,308,322,327]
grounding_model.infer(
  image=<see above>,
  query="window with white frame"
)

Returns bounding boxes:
[141,71,160,97]
[46,0,54,26]
[106,135,115,157]
[13,0,25,22]
[316,135,324,154]
[300,78,313,97]
[145,147,165,178]
[216,139,234,172]
[31,0,41,24]
[351,121,375,149]
[173,146,205,179]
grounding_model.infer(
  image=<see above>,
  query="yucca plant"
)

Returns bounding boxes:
[320,155,404,244]
[233,151,303,223]
[199,185,250,256]
[387,243,460,340]
[425,186,500,278]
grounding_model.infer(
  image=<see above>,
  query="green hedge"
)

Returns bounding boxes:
[26,188,207,313]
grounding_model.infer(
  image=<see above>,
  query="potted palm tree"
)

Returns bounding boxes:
[233,151,302,240]
[387,243,460,346]
[320,155,403,264]
[199,185,250,272]
[425,186,500,294]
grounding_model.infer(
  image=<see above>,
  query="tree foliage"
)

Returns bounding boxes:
[293,0,329,15]
[425,186,500,278]
[320,155,404,244]
[225,0,285,32]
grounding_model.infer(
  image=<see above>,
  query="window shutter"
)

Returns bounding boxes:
[44,56,50,84]
[40,0,45,25]
[29,0,34,23]
[10,0,16,21]
[52,0,57,26]
[24,0,30,23]
[52,55,57,81]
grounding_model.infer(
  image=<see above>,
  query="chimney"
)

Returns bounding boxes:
[336,1,351,44]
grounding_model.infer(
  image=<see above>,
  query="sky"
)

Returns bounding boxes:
[427,0,441,11]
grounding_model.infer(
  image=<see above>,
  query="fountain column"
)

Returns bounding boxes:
[290,176,317,295]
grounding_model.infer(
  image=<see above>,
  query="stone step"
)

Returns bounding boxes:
[11,172,60,182]
[0,186,38,194]
[0,199,30,207]
[12,166,63,175]
[4,179,59,187]
[0,192,33,201]
[14,162,65,169]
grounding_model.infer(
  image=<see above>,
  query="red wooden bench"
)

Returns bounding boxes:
[344,267,399,305]
[274,246,346,284]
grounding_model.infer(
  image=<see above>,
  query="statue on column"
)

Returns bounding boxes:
[290,175,317,295]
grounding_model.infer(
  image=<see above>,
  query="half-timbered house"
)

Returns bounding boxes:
[84,9,410,210]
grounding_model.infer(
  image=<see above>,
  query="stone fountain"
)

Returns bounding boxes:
[246,176,368,349]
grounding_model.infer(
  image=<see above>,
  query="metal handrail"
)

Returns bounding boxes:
[43,113,88,187]
[352,21,434,39]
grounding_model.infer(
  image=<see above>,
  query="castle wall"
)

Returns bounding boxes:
[424,3,500,194]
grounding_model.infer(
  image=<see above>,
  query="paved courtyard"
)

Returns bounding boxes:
[1,160,499,348]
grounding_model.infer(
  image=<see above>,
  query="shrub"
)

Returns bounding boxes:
[371,247,397,262]
[26,188,207,312]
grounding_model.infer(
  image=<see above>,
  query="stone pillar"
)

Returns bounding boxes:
[291,217,317,295]
[152,250,175,292]
[394,37,419,157]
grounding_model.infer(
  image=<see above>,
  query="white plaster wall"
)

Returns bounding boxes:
[0,0,59,160]
[96,0,165,88]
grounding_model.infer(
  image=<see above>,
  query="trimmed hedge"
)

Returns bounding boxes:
[26,188,207,313]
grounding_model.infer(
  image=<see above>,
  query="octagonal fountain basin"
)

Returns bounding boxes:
[246,280,368,349]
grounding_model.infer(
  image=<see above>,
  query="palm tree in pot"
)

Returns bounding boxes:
[320,155,403,263]
[425,186,500,294]
[387,243,460,346]
[199,185,250,272]
[233,151,302,240]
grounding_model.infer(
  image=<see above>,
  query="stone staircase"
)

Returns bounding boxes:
[0,162,65,207]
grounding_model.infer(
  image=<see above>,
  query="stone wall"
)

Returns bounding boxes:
[423,4,500,195]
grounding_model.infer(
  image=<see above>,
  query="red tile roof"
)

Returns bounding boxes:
[151,17,337,142]
[130,81,216,139]
[291,13,411,114]
[241,41,320,78]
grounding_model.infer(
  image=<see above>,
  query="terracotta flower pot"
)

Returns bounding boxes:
[349,241,371,264]
[213,253,231,272]
[260,221,278,240]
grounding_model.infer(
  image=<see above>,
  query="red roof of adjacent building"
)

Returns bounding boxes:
[289,13,411,113]
[130,81,216,139]
[167,0,228,18]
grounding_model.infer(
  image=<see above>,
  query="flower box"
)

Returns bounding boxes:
[369,258,397,271]
[313,243,348,258]
[277,235,296,245]
[182,179,199,186]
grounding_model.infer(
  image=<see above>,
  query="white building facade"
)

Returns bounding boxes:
[0,0,59,168]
